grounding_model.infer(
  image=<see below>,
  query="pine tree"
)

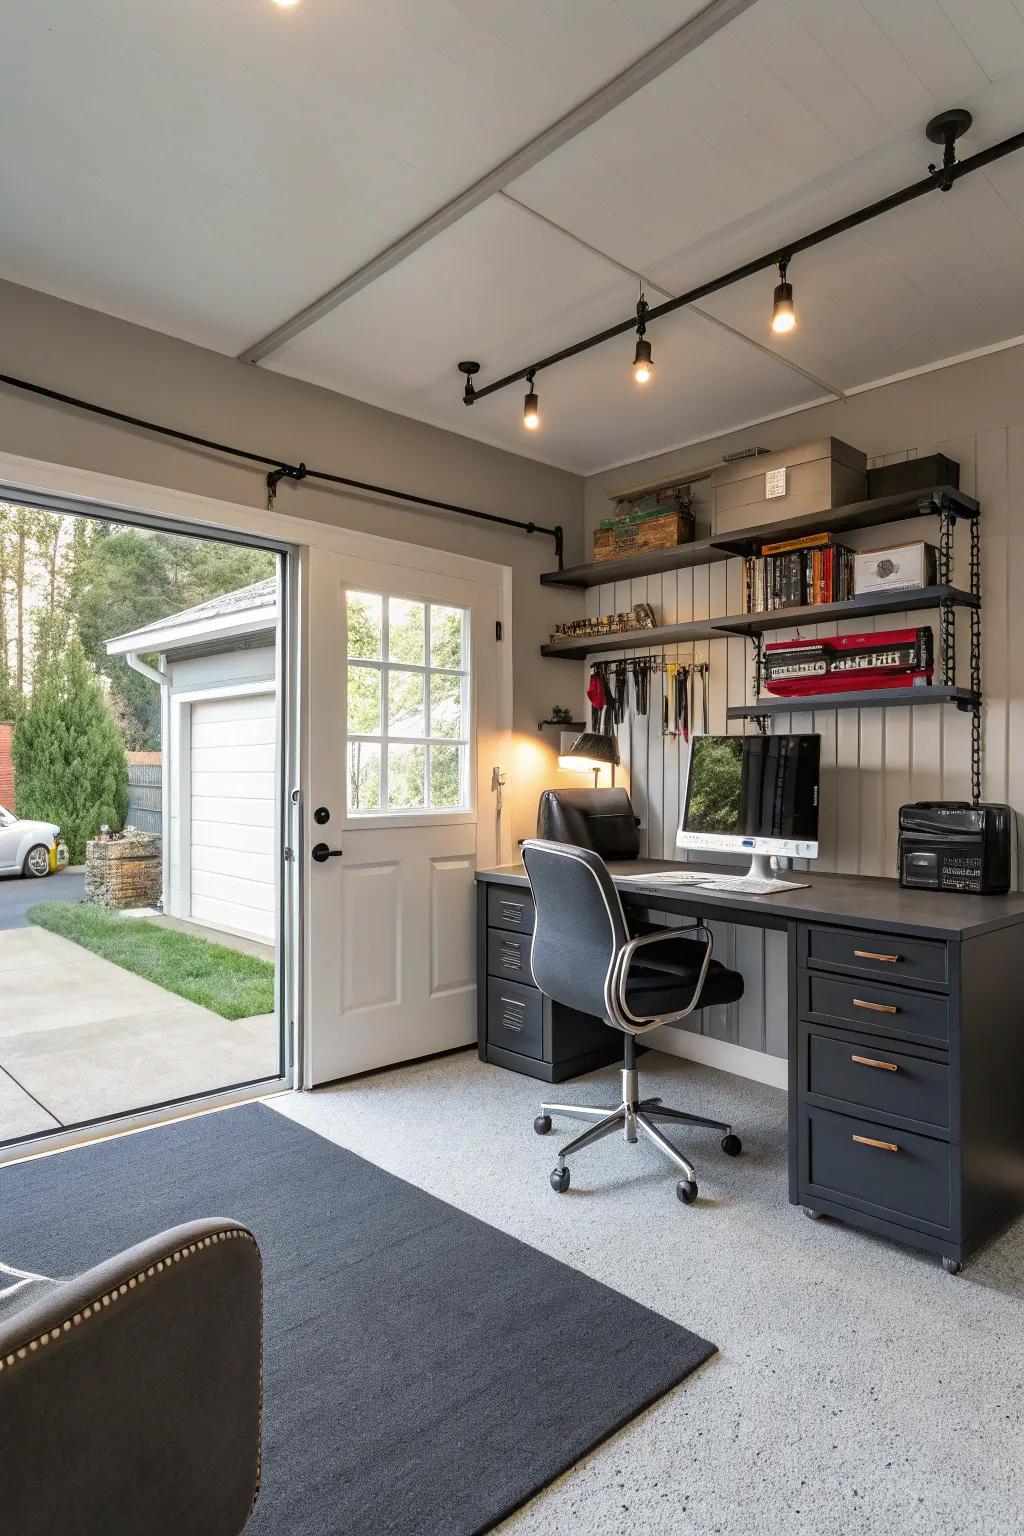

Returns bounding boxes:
[12,640,129,861]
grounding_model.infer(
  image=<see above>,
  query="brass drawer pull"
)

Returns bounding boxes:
[851,1054,899,1072]
[853,997,898,1014]
[852,1133,899,1152]
[854,949,900,963]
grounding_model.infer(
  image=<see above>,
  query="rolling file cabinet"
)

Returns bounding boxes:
[476,880,623,1082]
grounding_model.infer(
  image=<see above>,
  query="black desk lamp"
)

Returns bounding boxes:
[559,731,620,788]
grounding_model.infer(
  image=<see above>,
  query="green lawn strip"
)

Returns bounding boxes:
[26,902,275,1021]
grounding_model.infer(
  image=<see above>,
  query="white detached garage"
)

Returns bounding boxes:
[106,579,278,944]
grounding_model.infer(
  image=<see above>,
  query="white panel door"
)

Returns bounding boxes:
[306,550,504,1085]
[189,692,277,942]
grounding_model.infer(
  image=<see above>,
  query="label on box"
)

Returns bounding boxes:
[765,467,787,499]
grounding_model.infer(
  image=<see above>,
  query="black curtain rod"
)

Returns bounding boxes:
[467,123,1024,403]
[0,370,564,564]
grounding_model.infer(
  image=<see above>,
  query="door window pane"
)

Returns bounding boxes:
[429,673,462,739]
[347,665,381,735]
[429,745,463,808]
[345,589,471,816]
[388,670,425,736]
[348,742,381,812]
[430,604,465,668]
[389,597,425,664]
[347,592,382,660]
[388,743,425,808]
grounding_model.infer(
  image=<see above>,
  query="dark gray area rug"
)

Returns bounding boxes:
[0,1102,715,1535]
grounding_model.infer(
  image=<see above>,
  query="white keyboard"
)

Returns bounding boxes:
[619,870,808,896]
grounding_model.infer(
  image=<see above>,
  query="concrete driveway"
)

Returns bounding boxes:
[0,869,86,930]
[0,925,279,1145]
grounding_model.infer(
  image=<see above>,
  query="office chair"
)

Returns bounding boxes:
[521,839,744,1204]
[0,1219,263,1536]
[537,786,641,859]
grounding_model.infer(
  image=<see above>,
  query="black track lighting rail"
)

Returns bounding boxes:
[0,370,565,563]
[462,116,1024,407]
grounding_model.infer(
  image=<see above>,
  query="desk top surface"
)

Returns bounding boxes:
[476,857,1024,940]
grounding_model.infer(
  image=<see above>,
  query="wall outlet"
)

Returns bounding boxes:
[765,467,787,499]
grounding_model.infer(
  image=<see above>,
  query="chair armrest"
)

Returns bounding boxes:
[0,1217,262,1536]
[609,925,714,1034]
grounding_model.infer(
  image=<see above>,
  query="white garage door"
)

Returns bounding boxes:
[189,692,277,943]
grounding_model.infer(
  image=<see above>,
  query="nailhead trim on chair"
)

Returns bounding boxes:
[0,1227,264,1511]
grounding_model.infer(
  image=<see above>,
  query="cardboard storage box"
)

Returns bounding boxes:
[713,438,866,535]
[854,541,937,595]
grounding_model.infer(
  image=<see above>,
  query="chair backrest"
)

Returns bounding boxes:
[521,839,629,1021]
[536,787,640,860]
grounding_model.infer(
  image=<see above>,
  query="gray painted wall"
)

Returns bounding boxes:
[0,278,587,845]
[581,343,1024,1059]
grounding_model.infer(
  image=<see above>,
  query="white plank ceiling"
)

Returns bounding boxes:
[5,0,1024,471]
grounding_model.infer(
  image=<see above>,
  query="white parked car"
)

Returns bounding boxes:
[0,805,70,878]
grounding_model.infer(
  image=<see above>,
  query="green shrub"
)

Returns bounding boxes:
[13,640,129,861]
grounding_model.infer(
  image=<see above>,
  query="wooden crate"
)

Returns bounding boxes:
[593,507,694,562]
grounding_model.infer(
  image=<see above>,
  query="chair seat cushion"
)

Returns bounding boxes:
[0,1262,58,1325]
[627,935,745,1016]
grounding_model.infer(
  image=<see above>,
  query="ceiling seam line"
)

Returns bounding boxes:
[234,0,760,365]
[497,190,847,401]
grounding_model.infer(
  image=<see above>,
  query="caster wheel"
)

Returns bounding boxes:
[550,1166,570,1194]
[721,1133,742,1157]
[676,1179,698,1205]
[534,1114,552,1135]
[942,1256,962,1275]
[802,1206,824,1221]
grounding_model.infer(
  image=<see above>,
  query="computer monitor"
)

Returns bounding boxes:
[677,734,820,879]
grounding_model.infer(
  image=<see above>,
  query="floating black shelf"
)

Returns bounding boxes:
[537,718,585,732]
[540,585,977,659]
[727,686,980,720]
[540,485,979,590]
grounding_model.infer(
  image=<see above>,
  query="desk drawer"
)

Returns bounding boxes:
[801,1025,950,1133]
[487,928,534,985]
[487,886,535,935]
[487,977,543,1059]
[801,971,949,1048]
[801,1105,951,1233]
[802,925,947,988]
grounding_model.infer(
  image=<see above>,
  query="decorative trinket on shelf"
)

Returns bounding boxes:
[550,603,656,645]
[550,705,574,723]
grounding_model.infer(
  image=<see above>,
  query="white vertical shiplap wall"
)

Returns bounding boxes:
[585,430,1014,1060]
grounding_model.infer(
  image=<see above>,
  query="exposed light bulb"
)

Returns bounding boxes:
[771,259,795,334]
[633,336,653,384]
[523,375,540,430]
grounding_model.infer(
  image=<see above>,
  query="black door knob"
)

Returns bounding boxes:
[311,842,343,863]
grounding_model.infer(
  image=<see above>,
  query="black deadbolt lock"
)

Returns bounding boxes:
[314,806,330,825]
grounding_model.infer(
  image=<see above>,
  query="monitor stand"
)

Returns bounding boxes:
[746,852,775,881]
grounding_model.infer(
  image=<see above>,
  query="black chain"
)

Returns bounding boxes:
[938,505,955,688]
[969,512,982,805]
[752,633,768,735]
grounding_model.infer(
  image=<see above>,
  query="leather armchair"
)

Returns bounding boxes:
[0,1217,263,1536]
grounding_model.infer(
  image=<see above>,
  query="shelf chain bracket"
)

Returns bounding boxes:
[937,503,956,690]
[969,510,982,806]
[751,632,769,735]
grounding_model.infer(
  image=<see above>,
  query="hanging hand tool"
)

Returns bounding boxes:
[587,667,607,732]
[677,664,690,743]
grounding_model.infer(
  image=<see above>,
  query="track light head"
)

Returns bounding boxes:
[632,291,653,383]
[523,371,540,430]
[633,336,653,384]
[771,258,795,334]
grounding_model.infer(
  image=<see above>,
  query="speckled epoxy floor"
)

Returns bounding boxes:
[269,1048,1024,1536]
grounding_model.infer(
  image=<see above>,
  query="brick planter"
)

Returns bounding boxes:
[85,830,162,910]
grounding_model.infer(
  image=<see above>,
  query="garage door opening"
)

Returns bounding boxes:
[0,498,289,1152]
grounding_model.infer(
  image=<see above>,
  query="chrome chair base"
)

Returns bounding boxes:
[537,1066,741,1203]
